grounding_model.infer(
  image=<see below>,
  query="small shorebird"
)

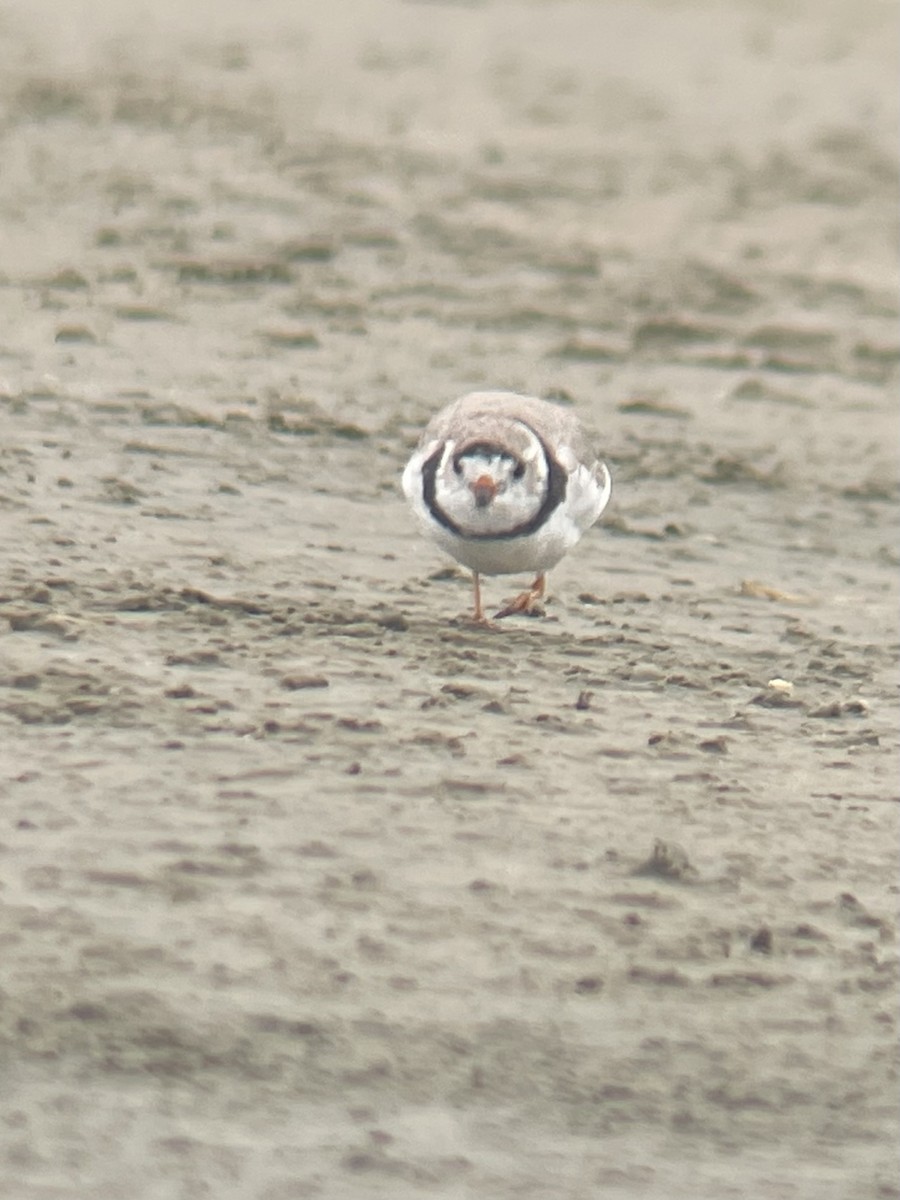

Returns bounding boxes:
[402,390,611,622]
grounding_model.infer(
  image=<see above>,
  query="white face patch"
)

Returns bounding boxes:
[433,440,544,535]
[457,453,515,489]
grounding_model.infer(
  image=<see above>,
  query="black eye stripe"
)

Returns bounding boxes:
[451,444,529,482]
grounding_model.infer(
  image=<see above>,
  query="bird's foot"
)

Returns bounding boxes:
[465,613,502,630]
[494,586,547,620]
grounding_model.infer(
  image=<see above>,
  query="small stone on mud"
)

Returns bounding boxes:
[628,966,691,987]
[634,839,698,881]
[838,892,889,933]
[749,926,773,954]
[709,971,788,989]
[65,1002,108,1022]
[336,717,383,732]
[295,841,338,858]
[441,682,479,699]
[766,678,794,694]
[740,579,810,604]
[174,256,292,284]
[631,662,665,682]
[792,924,828,941]
[810,697,870,718]
[280,673,329,690]
[341,1152,380,1173]
[252,1014,320,1037]
[443,778,491,795]
[751,689,803,709]
[574,976,604,994]
[55,324,97,344]
[45,267,88,290]
[166,650,221,666]
[698,736,729,754]
[6,610,46,631]
[387,976,417,991]
[262,328,320,349]
[351,870,378,889]
[277,236,336,262]
[9,674,41,689]
[376,612,409,632]
[648,731,681,748]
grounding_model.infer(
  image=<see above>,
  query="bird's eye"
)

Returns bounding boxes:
[512,461,526,481]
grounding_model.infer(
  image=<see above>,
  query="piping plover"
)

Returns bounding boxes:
[402,390,611,621]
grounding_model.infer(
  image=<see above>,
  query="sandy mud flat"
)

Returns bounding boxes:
[0,1,897,1197]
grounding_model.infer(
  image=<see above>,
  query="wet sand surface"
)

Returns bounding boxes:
[0,1,898,1196]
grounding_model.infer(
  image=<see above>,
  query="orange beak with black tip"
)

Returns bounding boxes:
[471,474,498,508]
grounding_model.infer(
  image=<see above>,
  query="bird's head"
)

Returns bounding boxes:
[452,443,526,510]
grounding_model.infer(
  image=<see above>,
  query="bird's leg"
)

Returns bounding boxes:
[472,571,485,623]
[494,572,547,619]
[465,572,502,628]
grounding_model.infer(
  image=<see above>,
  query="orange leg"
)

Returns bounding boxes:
[472,571,484,622]
[467,572,502,628]
[494,573,547,620]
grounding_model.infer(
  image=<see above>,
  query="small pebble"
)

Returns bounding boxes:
[634,839,698,881]
[766,678,793,694]
[574,976,604,994]
[631,662,665,682]
[280,674,329,690]
[750,926,773,954]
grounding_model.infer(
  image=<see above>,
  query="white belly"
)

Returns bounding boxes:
[428,501,586,576]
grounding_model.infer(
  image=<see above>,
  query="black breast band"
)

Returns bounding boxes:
[420,426,568,541]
